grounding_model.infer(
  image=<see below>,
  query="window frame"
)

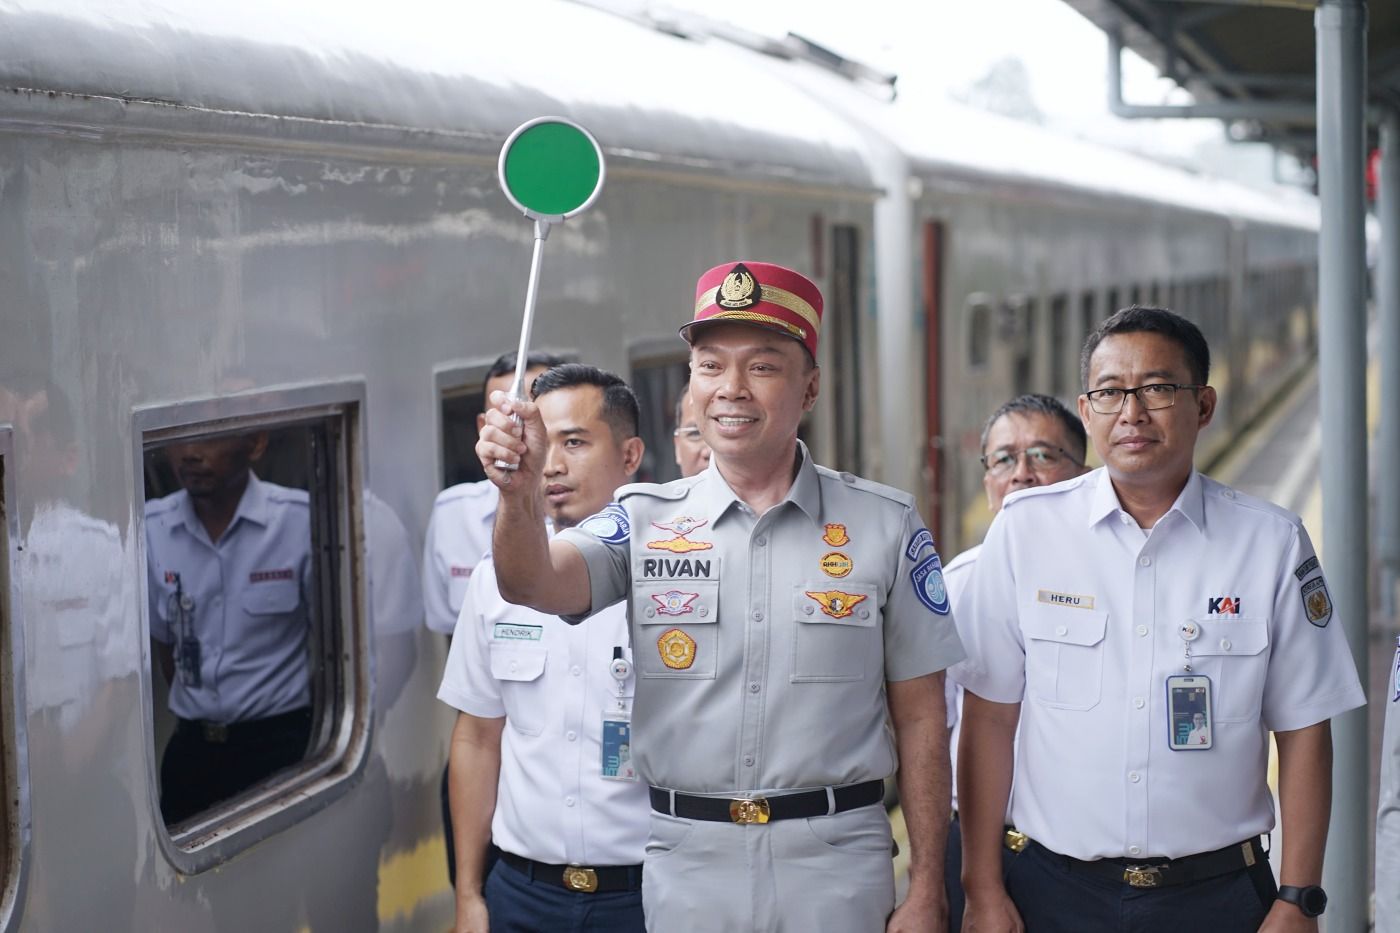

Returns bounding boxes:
[628,346,692,486]
[132,381,369,874]
[0,427,32,933]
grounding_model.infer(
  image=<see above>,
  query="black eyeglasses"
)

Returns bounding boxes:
[980,445,1081,477]
[1084,383,1204,415]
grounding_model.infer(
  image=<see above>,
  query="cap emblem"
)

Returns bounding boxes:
[716,264,760,310]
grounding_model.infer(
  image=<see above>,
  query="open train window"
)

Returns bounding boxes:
[136,385,367,873]
[0,427,30,932]
[631,354,691,485]
[967,297,992,368]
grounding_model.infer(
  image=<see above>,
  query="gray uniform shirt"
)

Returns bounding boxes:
[557,445,964,795]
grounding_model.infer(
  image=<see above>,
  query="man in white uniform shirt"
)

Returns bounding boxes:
[146,432,314,824]
[957,306,1364,932]
[439,364,647,933]
[943,393,1088,931]
[424,349,564,885]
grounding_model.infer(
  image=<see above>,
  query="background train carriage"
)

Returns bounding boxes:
[0,1,1320,930]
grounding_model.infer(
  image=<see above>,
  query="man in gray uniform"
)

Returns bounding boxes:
[477,260,964,932]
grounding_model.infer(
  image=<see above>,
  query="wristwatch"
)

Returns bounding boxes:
[1277,885,1327,917]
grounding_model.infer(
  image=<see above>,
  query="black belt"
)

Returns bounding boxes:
[499,850,642,894]
[649,779,884,824]
[1030,836,1267,889]
[176,707,311,745]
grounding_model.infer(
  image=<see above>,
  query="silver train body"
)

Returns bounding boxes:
[0,2,1319,930]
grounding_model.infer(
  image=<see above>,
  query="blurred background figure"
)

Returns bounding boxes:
[671,381,711,478]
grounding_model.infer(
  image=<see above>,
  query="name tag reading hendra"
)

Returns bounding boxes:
[1037,589,1095,610]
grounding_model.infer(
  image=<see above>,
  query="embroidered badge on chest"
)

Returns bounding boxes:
[647,516,714,554]
[822,523,850,547]
[806,589,868,619]
[657,628,697,669]
[1207,596,1242,615]
[652,590,700,616]
[820,552,853,578]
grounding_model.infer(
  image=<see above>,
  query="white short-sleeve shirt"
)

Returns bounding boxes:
[145,473,313,724]
[943,543,980,815]
[954,468,1365,860]
[437,557,647,867]
[421,480,499,635]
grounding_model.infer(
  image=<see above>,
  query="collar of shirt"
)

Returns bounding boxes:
[697,440,822,527]
[175,471,272,541]
[1085,466,1205,534]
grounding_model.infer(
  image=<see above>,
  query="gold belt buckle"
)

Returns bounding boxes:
[1003,829,1030,853]
[202,722,229,744]
[1123,865,1162,888]
[729,796,770,825]
[562,866,599,893]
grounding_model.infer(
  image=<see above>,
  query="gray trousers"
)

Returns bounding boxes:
[641,804,895,932]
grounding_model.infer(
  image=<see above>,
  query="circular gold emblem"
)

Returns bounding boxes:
[716,263,759,310]
[658,628,697,670]
[820,551,853,578]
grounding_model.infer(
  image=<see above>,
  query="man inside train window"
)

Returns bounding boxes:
[477,262,964,932]
[439,363,647,933]
[942,393,1088,930]
[956,306,1363,931]
[671,380,711,479]
[145,431,314,825]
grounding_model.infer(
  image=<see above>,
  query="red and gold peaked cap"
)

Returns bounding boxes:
[679,261,823,360]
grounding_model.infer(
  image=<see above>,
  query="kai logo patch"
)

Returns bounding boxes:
[164,571,180,585]
[651,590,700,617]
[450,566,472,579]
[580,503,630,544]
[820,552,853,578]
[657,628,697,669]
[1207,596,1242,615]
[648,516,714,554]
[1302,578,1332,627]
[806,590,868,619]
[822,524,850,547]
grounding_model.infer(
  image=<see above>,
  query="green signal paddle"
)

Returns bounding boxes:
[494,117,606,470]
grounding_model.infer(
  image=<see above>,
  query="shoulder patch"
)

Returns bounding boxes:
[911,553,950,615]
[578,503,630,544]
[905,528,934,562]
[1293,556,1320,581]
[1301,577,1332,627]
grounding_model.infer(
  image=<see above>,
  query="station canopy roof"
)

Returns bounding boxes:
[1058,0,1400,163]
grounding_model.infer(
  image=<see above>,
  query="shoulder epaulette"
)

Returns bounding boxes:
[814,466,916,508]
[1202,475,1302,530]
[617,474,702,502]
[1001,472,1091,510]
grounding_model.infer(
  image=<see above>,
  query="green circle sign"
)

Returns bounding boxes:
[498,117,605,220]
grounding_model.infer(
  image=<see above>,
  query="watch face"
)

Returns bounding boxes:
[1299,886,1327,916]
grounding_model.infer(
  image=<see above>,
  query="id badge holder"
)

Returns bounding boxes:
[601,646,637,781]
[1165,672,1213,751]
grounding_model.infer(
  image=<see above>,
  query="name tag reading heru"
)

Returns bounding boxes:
[1037,589,1096,610]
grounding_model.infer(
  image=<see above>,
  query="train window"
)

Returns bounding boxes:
[1013,298,1036,397]
[0,427,29,930]
[829,224,863,474]
[1049,294,1068,397]
[631,355,690,484]
[1080,291,1097,348]
[1106,288,1120,317]
[968,298,992,368]
[137,386,366,871]
[1149,282,1161,306]
[1128,285,1141,307]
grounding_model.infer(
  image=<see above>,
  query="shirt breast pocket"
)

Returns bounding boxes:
[1023,604,1108,711]
[1188,617,1270,723]
[488,642,548,735]
[242,581,301,618]
[790,582,879,683]
[634,580,719,680]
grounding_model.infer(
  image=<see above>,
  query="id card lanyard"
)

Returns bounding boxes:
[601,635,637,781]
[168,573,202,688]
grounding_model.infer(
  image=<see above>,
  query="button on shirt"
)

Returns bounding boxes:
[421,480,499,635]
[953,468,1365,860]
[557,444,965,794]
[146,473,313,724]
[438,557,646,867]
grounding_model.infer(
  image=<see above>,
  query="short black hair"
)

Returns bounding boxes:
[1080,305,1210,390]
[530,364,641,441]
[980,393,1087,463]
[485,350,569,384]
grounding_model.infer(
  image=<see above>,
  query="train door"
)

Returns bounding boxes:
[922,221,945,545]
[828,224,863,474]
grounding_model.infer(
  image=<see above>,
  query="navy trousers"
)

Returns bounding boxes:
[1006,840,1278,933]
[484,858,646,933]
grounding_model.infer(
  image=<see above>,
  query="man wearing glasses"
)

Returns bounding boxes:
[943,394,1088,929]
[671,381,712,478]
[956,306,1363,932]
